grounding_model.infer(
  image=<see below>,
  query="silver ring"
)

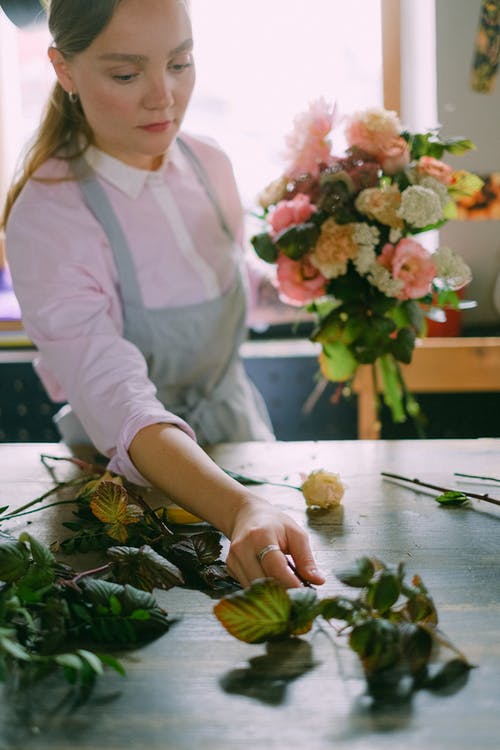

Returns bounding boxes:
[256,544,281,563]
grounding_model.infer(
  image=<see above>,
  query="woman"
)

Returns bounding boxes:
[2,0,325,589]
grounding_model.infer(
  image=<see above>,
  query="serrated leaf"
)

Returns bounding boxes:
[90,482,143,526]
[167,531,222,570]
[435,491,468,506]
[214,579,292,643]
[107,544,184,592]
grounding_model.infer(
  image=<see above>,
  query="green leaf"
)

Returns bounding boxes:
[435,491,468,506]
[0,635,30,661]
[167,531,222,571]
[319,596,357,623]
[107,544,184,592]
[275,222,320,260]
[96,652,126,676]
[336,557,378,587]
[0,538,30,583]
[349,618,401,675]
[19,532,56,569]
[366,571,401,613]
[424,658,473,691]
[319,341,358,382]
[391,327,416,364]
[399,623,433,675]
[379,354,406,423]
[77,649,104,675]
[54,653,84,671]
[213,578,292,643]
[288,588,319,635]
[250,232,278,263]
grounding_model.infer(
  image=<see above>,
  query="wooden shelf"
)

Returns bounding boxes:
[352,337,500,439]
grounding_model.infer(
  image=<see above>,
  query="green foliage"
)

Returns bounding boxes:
[275,222,320,260]
[250,231,278,263]
[0,458,233,700]
[214,556,472,699]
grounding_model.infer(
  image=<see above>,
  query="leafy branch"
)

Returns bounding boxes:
[214,556,473,700]
[381,471,500,508]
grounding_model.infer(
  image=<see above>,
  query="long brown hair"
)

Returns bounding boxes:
[1,0,122,229]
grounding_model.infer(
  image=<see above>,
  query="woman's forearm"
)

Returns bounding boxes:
[128,422,256,538]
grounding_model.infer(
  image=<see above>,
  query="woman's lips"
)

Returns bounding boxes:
[139,121,171,133]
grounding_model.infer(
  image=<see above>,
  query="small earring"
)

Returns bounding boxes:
[68,91,79,104]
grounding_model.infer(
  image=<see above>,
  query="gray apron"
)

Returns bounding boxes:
[54,139,274,447]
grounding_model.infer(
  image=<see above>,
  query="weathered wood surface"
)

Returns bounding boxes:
[0,439,499,750]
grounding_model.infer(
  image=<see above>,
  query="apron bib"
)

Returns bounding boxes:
[54,140,274,447]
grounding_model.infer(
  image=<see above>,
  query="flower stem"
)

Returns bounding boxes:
[455,472,500,484]
[381,471,500,507]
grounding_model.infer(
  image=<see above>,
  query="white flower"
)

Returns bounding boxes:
[398,185,444,227]
[433,246,472,290]
[301,469,345,509]
[418,176,450,209]
[354,244,377,275]
[352,223,380,253]
[367,263,404,297]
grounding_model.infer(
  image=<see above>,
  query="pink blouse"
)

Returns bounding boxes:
[6,134,248,483]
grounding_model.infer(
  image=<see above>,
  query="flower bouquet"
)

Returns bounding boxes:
[251,101,483,427]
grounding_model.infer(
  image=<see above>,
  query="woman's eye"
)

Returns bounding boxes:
[112,72,139,83]
[168,54,193,73]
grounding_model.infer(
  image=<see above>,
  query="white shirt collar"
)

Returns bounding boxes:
[84,139,186,199]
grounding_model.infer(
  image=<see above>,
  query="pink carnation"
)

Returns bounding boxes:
[269,193,317,236]
[285,98,337,179]
[276,254,327,306]
[378,238,436,300]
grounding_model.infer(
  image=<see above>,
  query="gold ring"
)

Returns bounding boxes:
[256,544,281,563]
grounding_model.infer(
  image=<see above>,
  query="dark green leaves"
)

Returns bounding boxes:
[250,232,278,263]
[107,544,184,591]
[275,222,319,260]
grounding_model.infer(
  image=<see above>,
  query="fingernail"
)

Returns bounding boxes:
[309,567,326,580]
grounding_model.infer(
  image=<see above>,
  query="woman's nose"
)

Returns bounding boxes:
[144,74,175,110]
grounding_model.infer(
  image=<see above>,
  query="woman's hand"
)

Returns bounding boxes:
[129,423,325,589]
[225,494,326,589]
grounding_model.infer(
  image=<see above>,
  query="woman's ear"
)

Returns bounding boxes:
[48,46,76,94]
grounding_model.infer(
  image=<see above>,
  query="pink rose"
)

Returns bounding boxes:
[417,156,453,185]
[378,238,436,300]
[276,254,327,306]
[269,193,317,236]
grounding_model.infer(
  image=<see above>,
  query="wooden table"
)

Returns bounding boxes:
[1,439,500,750]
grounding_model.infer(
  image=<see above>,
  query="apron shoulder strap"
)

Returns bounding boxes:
[177,137,236,243]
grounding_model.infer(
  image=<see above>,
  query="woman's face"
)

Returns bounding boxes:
[51,0,195,170]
